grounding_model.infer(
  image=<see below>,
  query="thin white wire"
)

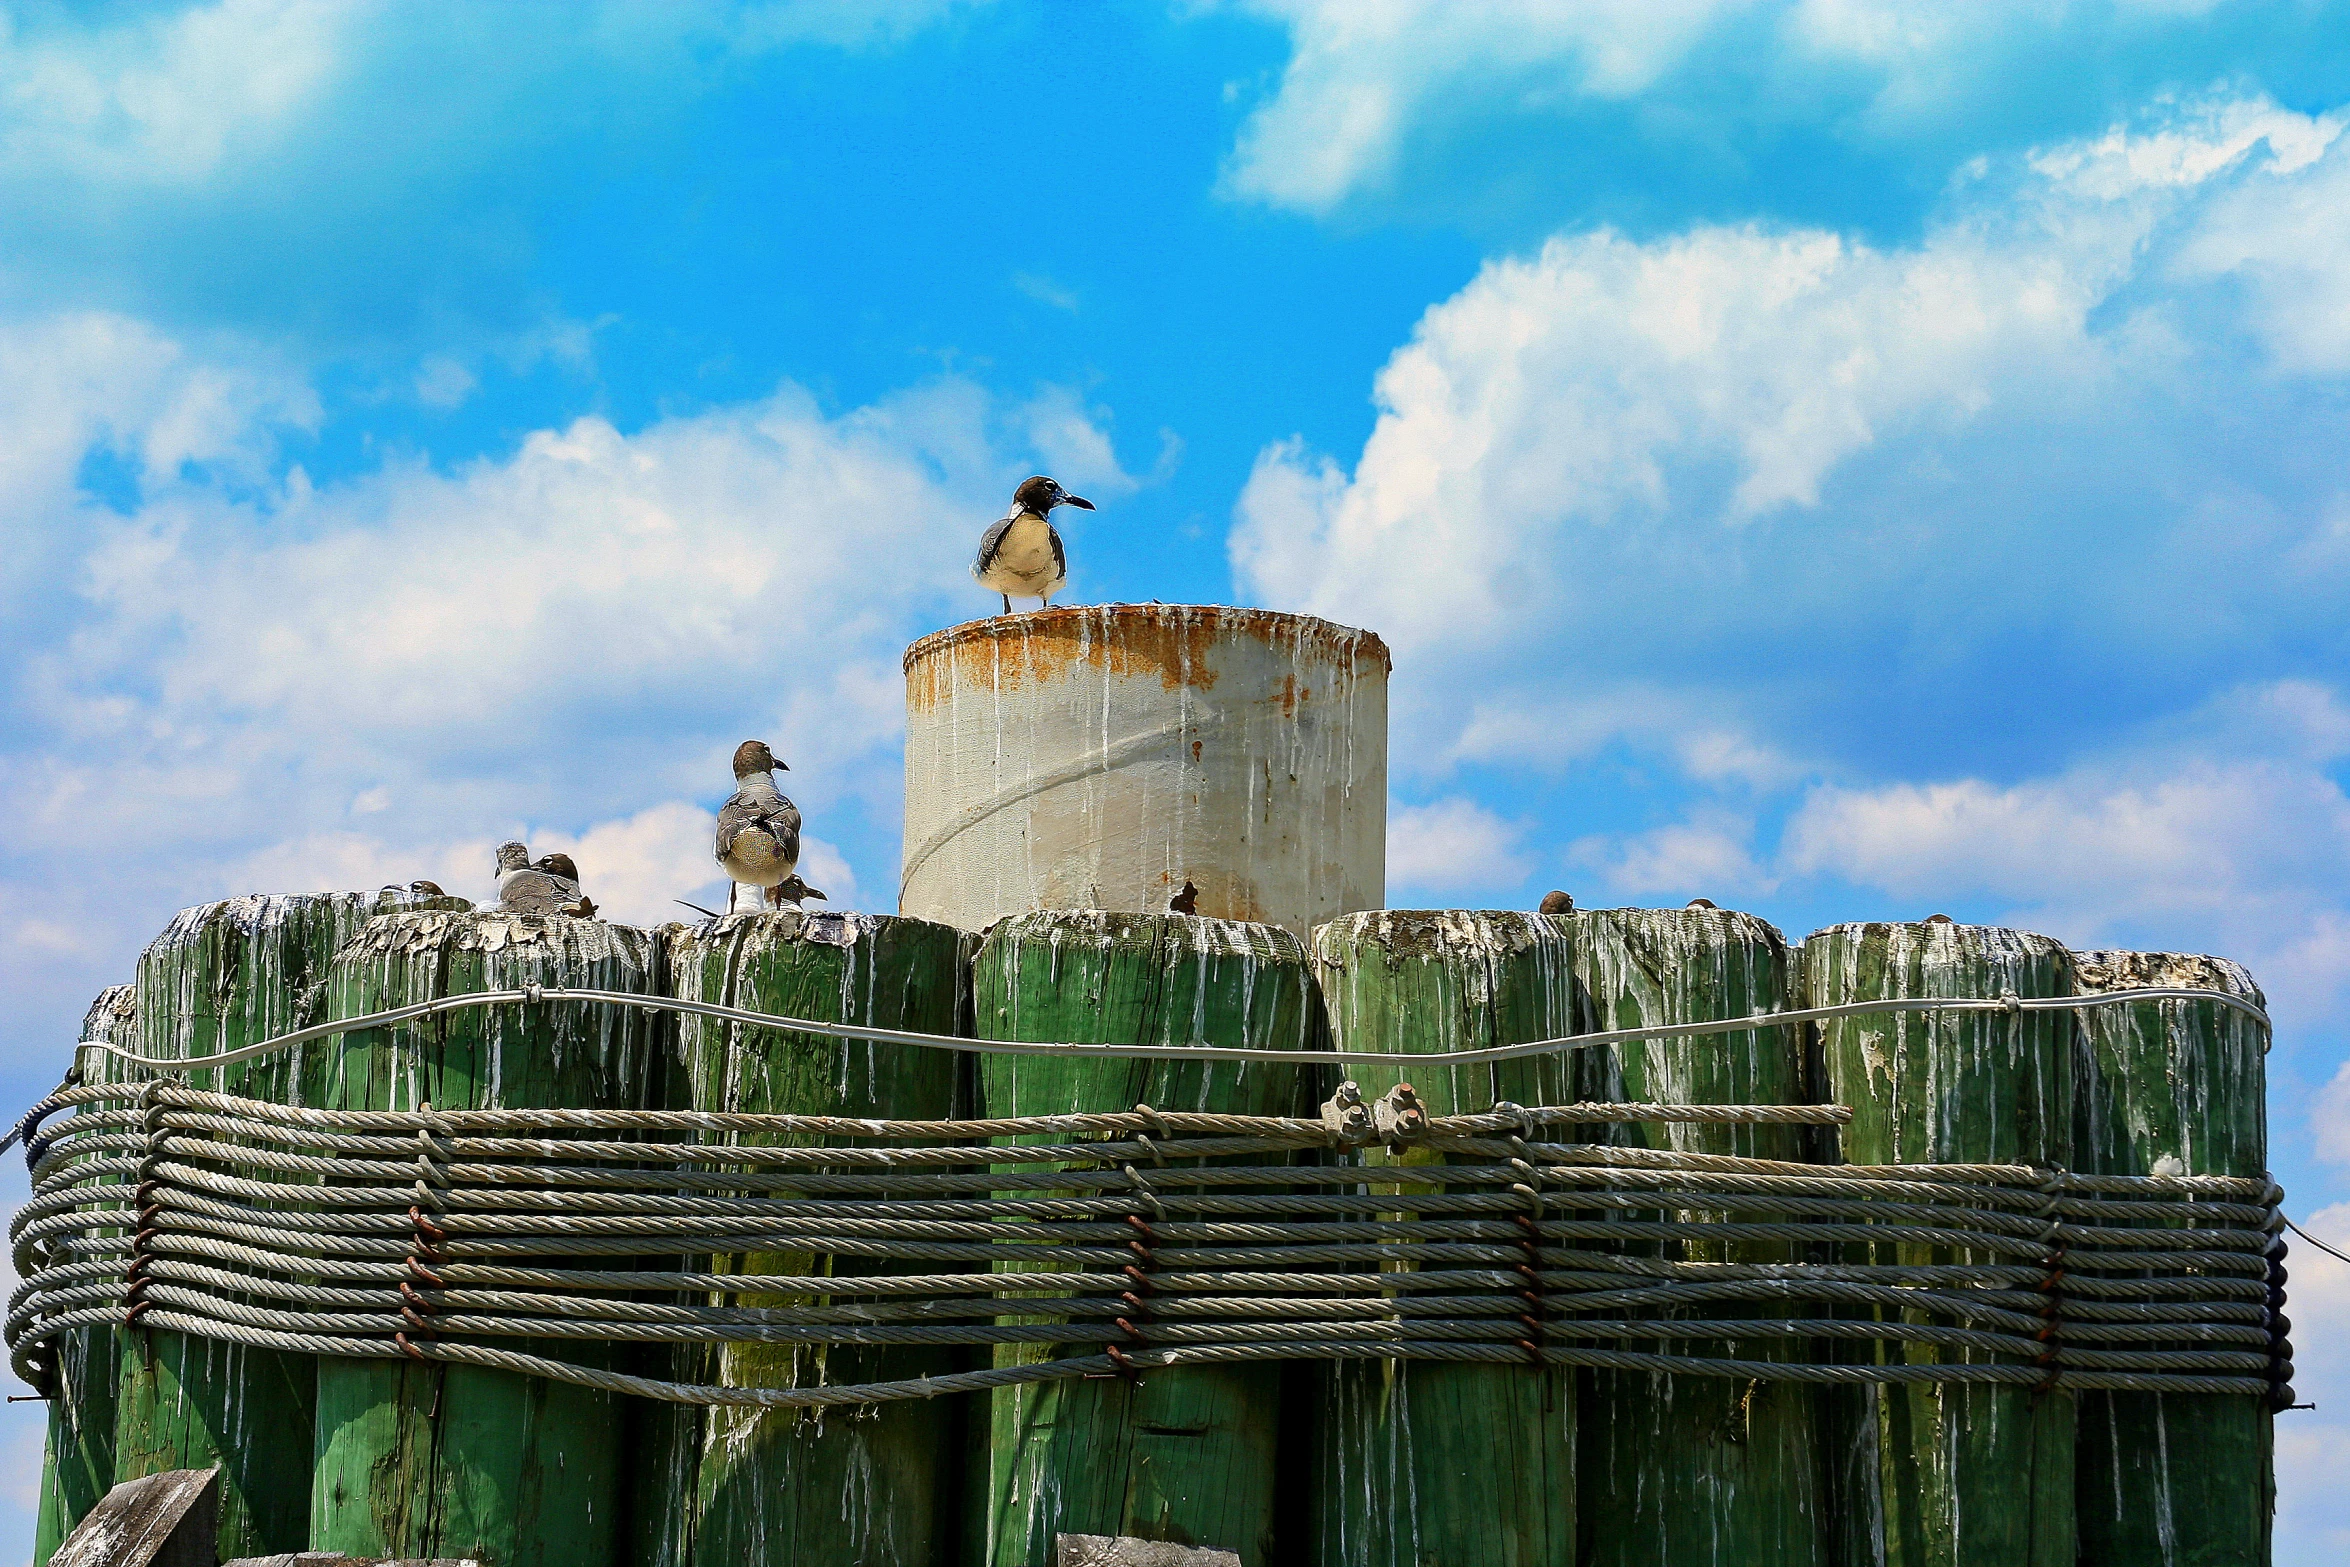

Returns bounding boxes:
[66,983,2268,1075]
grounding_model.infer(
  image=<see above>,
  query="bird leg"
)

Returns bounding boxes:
[726,881,737,916]
[1001,593,1012,615]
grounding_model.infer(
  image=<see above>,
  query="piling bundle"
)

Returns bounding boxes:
[10,609,2292,1567]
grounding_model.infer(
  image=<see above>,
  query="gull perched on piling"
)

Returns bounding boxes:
[533,852,598,919]
[974,474,1093,614]
[715,740,803,912]
[494,842,590,917]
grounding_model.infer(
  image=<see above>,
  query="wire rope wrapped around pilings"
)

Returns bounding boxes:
[8,1070,2285,1410]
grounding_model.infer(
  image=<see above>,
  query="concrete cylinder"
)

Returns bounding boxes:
[901,604,1388,936]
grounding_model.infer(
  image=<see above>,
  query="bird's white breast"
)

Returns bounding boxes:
[979,512,1062,590]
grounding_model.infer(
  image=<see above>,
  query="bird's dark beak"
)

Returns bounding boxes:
[778,760,789,770]
[1062,495,1094,511]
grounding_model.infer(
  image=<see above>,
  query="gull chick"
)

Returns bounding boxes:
[495,841,588,918]
[973,475,1093,615]
[715,740,803,913]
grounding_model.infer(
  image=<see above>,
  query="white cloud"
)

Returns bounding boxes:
[0,1,994,195]
[1217,0,1745,210]
[1230,94,2350,764]
[0,310,1131,1082]
[1212,0,2312,211]
[0,0,355,188]
[2317,1064,2350,1165]
[1385,796,1529,897]
[1575,809,1772,901]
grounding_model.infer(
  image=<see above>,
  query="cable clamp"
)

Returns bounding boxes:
[1319,1080,1373,1146]
[1373,1082,1429,1147]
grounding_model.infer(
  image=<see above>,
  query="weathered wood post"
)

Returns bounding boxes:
[305,909,662,1566]
[1803,922,2077,1567]
[111,889,463,1560]
[1306,910,1577,1567]
[971,911,1322,1567]
[2070,949,2271,1565]
[31,985,136,1566]
[639,909,970,1567]
[1568,906,1827,1567]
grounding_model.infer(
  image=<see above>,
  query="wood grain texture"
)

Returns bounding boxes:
[2070,950,2272,1567]
[115,892,464,1560]
[1305,910,1576,1567]
[304,911,661,1567]
[971,911,1322,1567]
[34,985,137,1566]
[1568,906,1828,1567]
[1804,921,2077,1567]
[640,910,970,1567]
[50,1466,218,1567]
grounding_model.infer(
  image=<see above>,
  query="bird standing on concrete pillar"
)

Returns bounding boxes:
[974,475,1094,614]
[715,739,804,912]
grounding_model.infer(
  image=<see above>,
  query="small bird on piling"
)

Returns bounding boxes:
[715,740,803,913]
[1687,898,1717,910]
[1538,891,1574,914]
[494,842,590,917]
[1926,913,1955,924]
[775,873,827,907]
[974,475,1093,614]
[1169,879,1199,915]
[533,853,598,919]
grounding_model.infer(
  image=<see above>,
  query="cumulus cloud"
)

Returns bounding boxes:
[1385,796,1529,899]
[1213,0,2337,211]
[1575,809,1773,902]
[1230,94,2350,778]
[0,312,1127,1085]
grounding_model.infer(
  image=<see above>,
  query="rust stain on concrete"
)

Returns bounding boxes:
[904,604,1390,712]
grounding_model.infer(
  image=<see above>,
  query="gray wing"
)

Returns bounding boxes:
[716,791,802,860]
[973,510,1016,576]
[1049,522,1065,580]
[498,870,569,916]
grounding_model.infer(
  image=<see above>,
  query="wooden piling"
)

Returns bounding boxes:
[304,909,662,1567]
[642,910,970,1567]
[32,985,136,1566]
[1803,922,2076,1567]
[971,911,1321,1567]
[112,890,464,1560]
[1568,906,1827,1567]
[1306,910,1577,1567]
[2070,949,2271,1566]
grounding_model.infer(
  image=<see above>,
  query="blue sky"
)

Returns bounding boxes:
[5,0,2350,1555]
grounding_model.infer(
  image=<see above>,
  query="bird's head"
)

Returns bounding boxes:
[1013,475,1093,517]
[534,852,581,882]
[494,841,531,873]
[733,739,786,778]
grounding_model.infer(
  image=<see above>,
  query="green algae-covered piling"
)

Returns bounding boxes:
[32,985,136,1566]
[1307,910,1577,1567]
[1569,907,1826,1567]
[1803,922,2076,1567]
[645,910,970,1567]
[2070,949,2271,1566]
[972,911,1321,1567]
[305,909,661,1567]
[113,889,465,1560]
